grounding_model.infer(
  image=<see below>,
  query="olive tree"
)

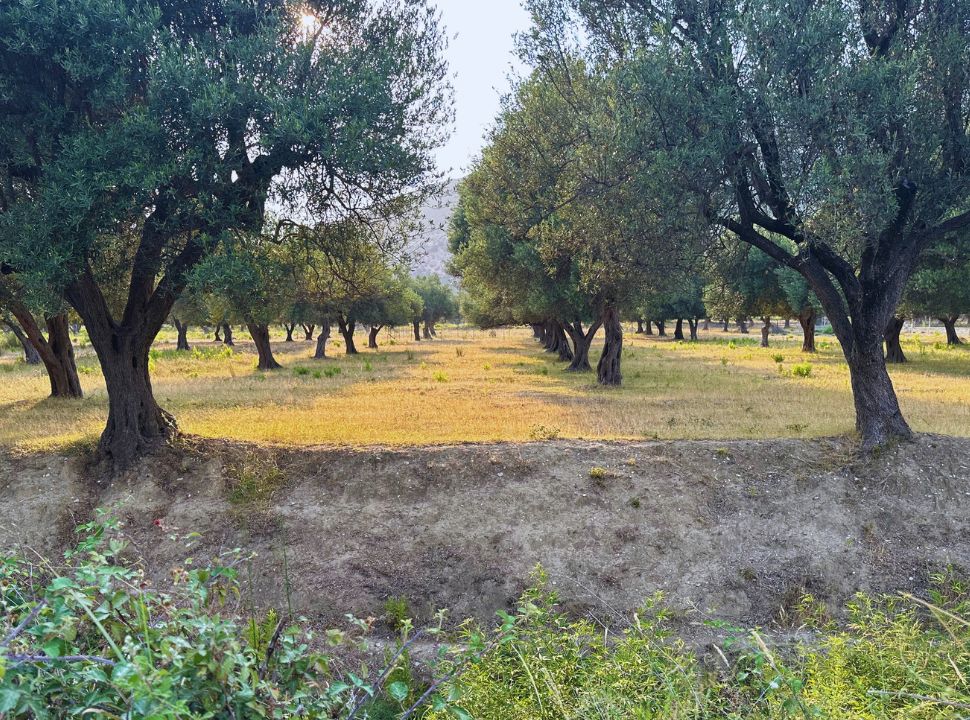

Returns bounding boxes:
[540,0,970,449]
[0,0,450,466]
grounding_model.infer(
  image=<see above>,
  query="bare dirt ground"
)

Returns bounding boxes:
[1,435,968,638]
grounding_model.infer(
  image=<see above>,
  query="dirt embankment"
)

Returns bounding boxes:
[1,436,968,633]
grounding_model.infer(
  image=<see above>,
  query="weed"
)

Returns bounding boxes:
[432,370,448,382]
[383,596,411,631]
[293,366,310,376]
[772,354,785,363]
[791,362,813,377]
[589,466,608,480]
[455,348,464,358]
[529,424,561,440]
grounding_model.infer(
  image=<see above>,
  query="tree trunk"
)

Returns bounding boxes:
[687,318,698,341]
[422,321,432,340]
[543,320,557,352]
[368,325,382,350]
[429,321,438,338]
[549,322,573,362]
[303,324,315,341]
[737,318,749,334]
[314,321,331,359]
[940,316,963,345]
[173,319,190,351]
[531,323,544,341]
[673,318,685,340]
[703,318,710,331]
[413,320,422,342]
[3,320,41,364]
[799,309,817,352]
[635,319,644,334]
[222,323,234,347]
[884,317,907,364]
[784,317,791,329]
[848,339,912,450]
[338,318,359,355]
[656,320,666,337]
[644,319,653,336]
[597,306,623,386]
[760,317,771,348]
[214,324,222,342]
[248,323,282,370]
[722,318,730,332]
[283,322,295,342]
[564,319,602,372]
[798,307,817,353]
[7,308,83,398]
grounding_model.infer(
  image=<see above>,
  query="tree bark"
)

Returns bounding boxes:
[248,323,282,370]
[554,322,573,362]
[687,318,698,341]
[597,306,623,386]
[849,338,912,450]
[655,320,666,337]
[884,317,907,364]
[422,321,432,340]
[940,316,963,345]
[214,324,222,342]
[703,318,710,331]
[722,318,730,332]
[173,319,190,351]
[283,322,295,342]
[563,319,602,372]
[737,318,749,334]
[3,319,40,364]
[222,323,234,347]
[412,320,422,341]
[7,308,83,398]
[635,319,644,334]
[673,318,685,340]
[798,307,817,353]
[760,317,771,348]
[313,321,331,359]
[784,317,791,329]
[368,325,382,350]
[302,323,316,341]
[644,319,653,336]
[338,318,359,354]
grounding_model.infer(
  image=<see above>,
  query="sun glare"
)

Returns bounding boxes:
[300,12,320,32]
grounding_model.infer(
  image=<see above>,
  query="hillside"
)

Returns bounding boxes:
[407,179,459,283]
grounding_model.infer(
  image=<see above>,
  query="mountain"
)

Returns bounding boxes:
[407,179,459,284]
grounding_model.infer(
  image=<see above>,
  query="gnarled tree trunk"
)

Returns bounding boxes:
[368,325,382,350]
[173,319,190,351]
[687,318,698,341]
[314,321,331,359]
[737,318,749,334]
[338,318,359,355]
[673,318,685,340]
[248,323,282,370]
[940,316,963,345]
[554,322,573,362]
[597,306,622,386]
[655,320,666,337]
[884,316,907,364]
[644,319,653,336]
[760,317,771,347]
[722,318,730,332]
[214,324,222,342]
[849,338,911,449]
[303,324,315,341]
[222,323,234,347]
[3,319,40,364]
[412,320,422,342]
[798,307,817,353]
[7,307,82,398]
[635,319,644,334]
[422,321,432,340]
[564,319,602,372]
[283,322,295,342]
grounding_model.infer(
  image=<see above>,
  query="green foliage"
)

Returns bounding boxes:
[791,363,813,378]
[0,516,419,718]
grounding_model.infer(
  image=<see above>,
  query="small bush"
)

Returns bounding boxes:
[432,370,448,382]
[791,362,813,377]
[324,366,342,378]
[294,366,310,376]
[589,466,608,480]
[772,354,785,363]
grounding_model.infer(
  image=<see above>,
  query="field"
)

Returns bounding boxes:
[1,324,968,452]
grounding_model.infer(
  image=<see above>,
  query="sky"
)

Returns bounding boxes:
[432,0,532,178]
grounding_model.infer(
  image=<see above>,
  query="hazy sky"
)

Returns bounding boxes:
[433,0,531,178]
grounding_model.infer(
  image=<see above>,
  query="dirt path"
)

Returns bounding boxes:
[1,436,968,634]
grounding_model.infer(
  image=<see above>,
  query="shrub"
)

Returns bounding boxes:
[432,370,448,382]
[791,362,813,378]
[0,516,434,719]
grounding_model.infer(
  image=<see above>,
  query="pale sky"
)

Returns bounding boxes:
[433,0,531,178]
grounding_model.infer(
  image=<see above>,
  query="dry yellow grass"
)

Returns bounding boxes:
[0,324,968,452]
